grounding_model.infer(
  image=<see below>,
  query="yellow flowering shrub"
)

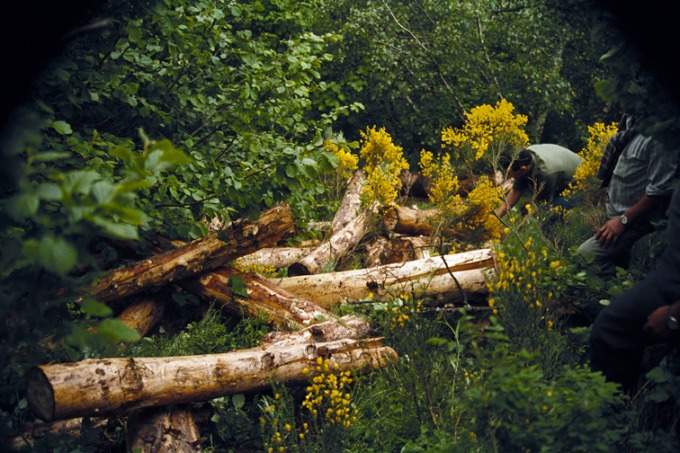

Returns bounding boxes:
[486,215,569,358]
[441,99,529,176]
[359,126,410,207]
[302,358,358,428]
[325,138,358,180]
[419,150,465,219]
[562,121,618,205]
[419,151,504,244]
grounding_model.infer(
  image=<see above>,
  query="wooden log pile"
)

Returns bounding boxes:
[17,171,496,451]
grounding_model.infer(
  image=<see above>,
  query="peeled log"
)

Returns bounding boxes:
[271,249,495,309]
[383,206,438,236]
[184,268,339,330]
[260,315,372,347]
[330,170,365,234]
[88,204,296,303]
[126,405,201,453]
[288,210,372,276]
[26,338,397,421]
[233,247,313,270]
[116,296,166,337]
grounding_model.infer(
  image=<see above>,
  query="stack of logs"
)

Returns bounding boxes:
[12,170,496,451]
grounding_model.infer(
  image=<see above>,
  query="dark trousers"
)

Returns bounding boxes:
[590,187,680,393]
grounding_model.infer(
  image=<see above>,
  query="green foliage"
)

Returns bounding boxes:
[315,0,612,160]
[124,307,269,358]
[209,393,263,449]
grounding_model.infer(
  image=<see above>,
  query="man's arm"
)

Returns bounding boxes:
[595,194,666,248]
[495,187,523,219]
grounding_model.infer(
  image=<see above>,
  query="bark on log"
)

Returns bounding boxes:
[383,205,439,236]
[260,315,372,347]
[27,338,397,421]
[330,170,364,235]
[184,268,339,330]
[7,417,108,451]
[288,210,373,276]
[271,249,495,308]
[116,296,166,337]
[364,236,431,267]
[233,247,313,270]
[87,204,296,303]
[126,405,201,453]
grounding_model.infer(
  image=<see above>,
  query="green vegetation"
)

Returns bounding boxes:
[2,0,680,451]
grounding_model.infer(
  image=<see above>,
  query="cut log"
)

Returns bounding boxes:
[271,249,495,308]
[383,205,438,236]
[233,247,313,270]
[87,204,296,304]
[116,296,166,337]
[288,210,373,276]
[260,315,372,347]
[330,170,364,235]
[183,268,339,330]
[7,417,108,451]
[364,236,431,267]
[126,405,201,453]
[26,338,397,421]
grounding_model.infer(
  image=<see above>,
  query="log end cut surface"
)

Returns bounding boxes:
[26,367,55,421]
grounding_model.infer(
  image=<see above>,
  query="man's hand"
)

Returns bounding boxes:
[644,304,680,342]
[595,217,626,248]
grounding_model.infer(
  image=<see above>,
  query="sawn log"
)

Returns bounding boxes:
[26,338,397,421]
[270,249,495,308]
[183,268,340,330]
[87,204,296,303]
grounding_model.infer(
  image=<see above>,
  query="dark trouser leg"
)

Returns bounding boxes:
[590,262,680,393]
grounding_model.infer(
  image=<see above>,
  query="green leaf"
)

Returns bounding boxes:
[63,170,101,195]
[52,120,73,135]
[35,236,78,275]
[97,318,142,342]
[90,217,139,240]
[32,151,72,162]
[81,298,113,317]
[37,183,63,201]
[232,394,246,409]
[6,193,40,221]
[228,275,249,298]
[91,180,115,203]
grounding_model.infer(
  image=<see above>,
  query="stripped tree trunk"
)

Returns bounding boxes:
[288,210,373,276]
[27,338,397,421]
[87,204,296,304]
[116,296,166,337]
[183,268,339,330]
[383,205,438,236]
[330,170,365,234]
[271,249,495,308]
[126,405,201,453]
[260,315,372,347]
[233,247,313,270]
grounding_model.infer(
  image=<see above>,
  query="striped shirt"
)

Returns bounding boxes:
[606,134,679,217]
